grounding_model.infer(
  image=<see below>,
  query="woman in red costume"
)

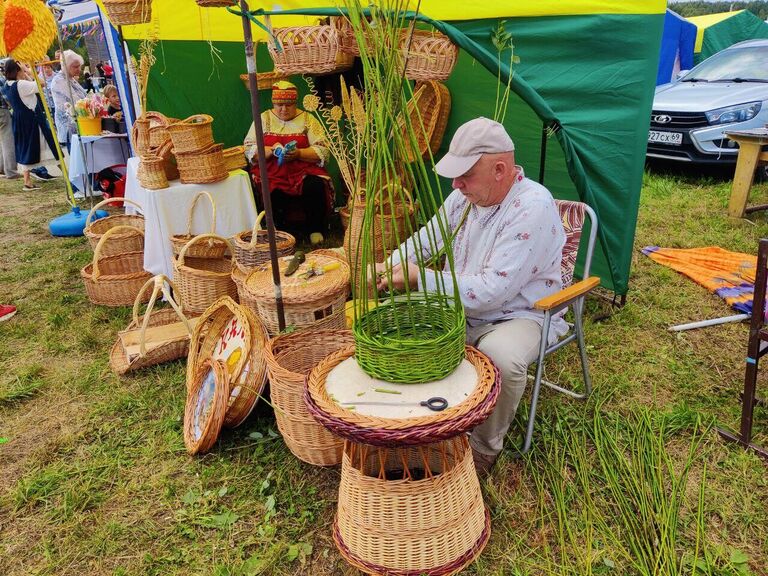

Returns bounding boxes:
[244,81,332,244]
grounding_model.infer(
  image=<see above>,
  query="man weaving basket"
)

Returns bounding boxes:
[376,117,567,474]
[244,81,333,244]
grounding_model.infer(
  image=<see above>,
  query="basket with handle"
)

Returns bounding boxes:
[239,71,289,91]
[170,191,229,259]
[145,111,173,148]
[232,210,296,271]
[268,24,354,76]
[175,143,228,185]
[167,114,214,154]
[84,197,145,257]
[400,28,458,82]
[80,226,152,307]
[109,274,194,375]
[137,154,169,190]
[399,80,451,163]
[131,115,151,156]
[150,138,180,181]
[174,234,238,315]
[222,146,247,172]
[103,0,151,25]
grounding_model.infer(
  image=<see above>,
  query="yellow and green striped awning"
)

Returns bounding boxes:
[687,10,744,52]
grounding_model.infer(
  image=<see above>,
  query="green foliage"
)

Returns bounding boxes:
[671,1,768,19]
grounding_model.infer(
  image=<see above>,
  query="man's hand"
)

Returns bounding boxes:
[375,261,419,292]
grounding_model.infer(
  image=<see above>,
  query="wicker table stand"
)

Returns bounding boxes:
[307,345,500,575]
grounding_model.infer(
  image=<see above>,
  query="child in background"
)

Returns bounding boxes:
[104,85,122,119]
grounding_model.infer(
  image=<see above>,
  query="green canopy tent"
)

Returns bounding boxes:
[688,10,768,65]
[107,0,666,297]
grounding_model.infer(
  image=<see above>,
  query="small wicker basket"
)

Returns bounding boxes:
[242,250,350,336]
[268,24,354,76]
[239,71,289,91]
[232,211,296,271]
[167,114,214,154]
[80,226,152,307]
[103,0,151,26]
[175,143,228,185]
[264,329,355,466]
[222,146,247,172]
[184,359,229,455]
[174,234,238,315]
[137,154,169,190]
[110,275,193,375]
[150,138,180,182]
[132,116,151,156]
[84,197,145,257]
[170,191,229,259]
[401,28,458,82]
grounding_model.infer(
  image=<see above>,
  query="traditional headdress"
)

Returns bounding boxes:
[272,80,298,104]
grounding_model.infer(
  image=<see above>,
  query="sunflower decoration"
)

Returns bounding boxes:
[302,94,320,113]
[2,0,57,63]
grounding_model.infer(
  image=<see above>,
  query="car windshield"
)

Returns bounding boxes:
[681,46,768,82]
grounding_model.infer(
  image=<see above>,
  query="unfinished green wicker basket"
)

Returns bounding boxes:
[353,294,465,383]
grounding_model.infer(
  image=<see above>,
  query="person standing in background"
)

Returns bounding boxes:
[50,50,86,151]
[0,60,19,180]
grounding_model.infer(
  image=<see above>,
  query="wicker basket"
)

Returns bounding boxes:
[103,0,151,26]
[174,234,238,315]
[239,71,289,91]
[232,212,296,270]
[167,114,214,154]
[268,24,354,76]
[335,436,490,575]
[80,226,152,307]
[222,146,247,172]
[132,116,151,156]
[184,359,229,455]
[170,191,229,259]
[150,138,180,181]
[110,275,193,375]
[175,143,228,185]
[137,154,169,190]
[84,197,145,257]
[242,250,349,336]
[401,29,458,82]
[400,81,451,163]
[224,306,268,428]
[264,329,355,466]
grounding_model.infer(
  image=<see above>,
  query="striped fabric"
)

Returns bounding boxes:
[555,199,586,288]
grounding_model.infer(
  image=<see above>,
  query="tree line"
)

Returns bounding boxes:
[671,1,768,20]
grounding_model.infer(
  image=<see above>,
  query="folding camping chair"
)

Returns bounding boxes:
[718,238,768,460]
[518,199,601,454]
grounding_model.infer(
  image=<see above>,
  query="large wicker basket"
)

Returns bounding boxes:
[401,28,458,82]
[170,191,229,259]
[242,250,349,336]
[264,329,355,466]
[167,114,214,154]
[232,212,296,271]
[400,81,451,163]
[80,226,152,307]
[175,143,228,185]
[174,234,238,315]
[84,197,145,257]
[103,0,151,26]
[268,24,354,76]
[109,275,194,375]
[335,436,490,575]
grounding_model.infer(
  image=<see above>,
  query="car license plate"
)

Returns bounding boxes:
[648,130,682,145]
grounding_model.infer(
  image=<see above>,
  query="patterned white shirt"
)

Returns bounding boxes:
[390,167,567,343]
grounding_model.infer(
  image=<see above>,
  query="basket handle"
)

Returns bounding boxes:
[177,232,234,268]
[85,197,144,227]
[247,210,267,248]
[185,191,217,237]
[132,274,191,358]
[91,225,145,281]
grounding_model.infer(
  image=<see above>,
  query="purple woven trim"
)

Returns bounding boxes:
[333,509,491,576]
[304,363,501,447]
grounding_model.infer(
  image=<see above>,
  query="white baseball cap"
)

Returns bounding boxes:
[434,117,515,178]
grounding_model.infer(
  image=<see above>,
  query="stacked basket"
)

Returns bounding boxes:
[268,22,354,76]
[168,115,228,184]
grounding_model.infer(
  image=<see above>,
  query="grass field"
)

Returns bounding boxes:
[1,166,767,575]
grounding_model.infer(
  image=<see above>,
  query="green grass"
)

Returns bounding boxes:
[1,166,768,575]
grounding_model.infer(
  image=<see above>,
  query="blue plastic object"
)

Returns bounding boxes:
[273,140,297,166]
[48,206,109,237]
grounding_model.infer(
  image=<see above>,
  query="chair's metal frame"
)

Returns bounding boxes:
[518,202,599,454]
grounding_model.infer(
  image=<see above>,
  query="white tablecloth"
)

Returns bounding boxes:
[124,157,258,279]
[68,134,130,186]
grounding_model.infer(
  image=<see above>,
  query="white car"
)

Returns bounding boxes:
[647,39,768,164]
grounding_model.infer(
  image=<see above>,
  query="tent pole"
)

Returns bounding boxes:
[239,0,285,332]
[117,26,138,130]
[538,121,547,185]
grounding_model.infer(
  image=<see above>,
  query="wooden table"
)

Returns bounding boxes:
[725,128,768,218]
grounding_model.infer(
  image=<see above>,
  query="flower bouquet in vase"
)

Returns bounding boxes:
[74,92,109,136]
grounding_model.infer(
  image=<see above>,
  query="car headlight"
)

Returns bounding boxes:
[706,102,762,125]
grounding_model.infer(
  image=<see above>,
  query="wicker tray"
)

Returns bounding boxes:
[242,250,350,335]
[103,0,151,26]
[268,24,354,76]
[224,306,268,428]
[306,345,501,446]
[174,234,237,315]
[80,225,152,307]
[401,29,458,82]
[335,436,490,576]
[109,275,194,375]
[184,359,229,455]
[167,114,214,154]
[175,142,228,185]
[239,71,289,91]
[84,197,145,257]
[264,329,355,466]
[170,191,228,259]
